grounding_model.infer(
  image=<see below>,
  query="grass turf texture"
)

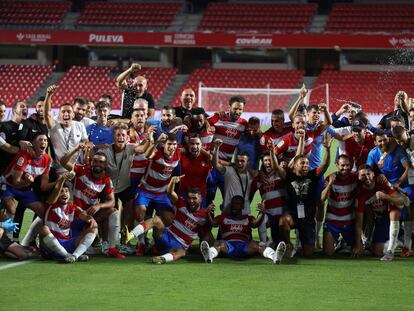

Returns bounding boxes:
[1,140,413,310]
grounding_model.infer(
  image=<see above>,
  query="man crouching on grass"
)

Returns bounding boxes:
[124,176,211,264]
[200,195,287,264]
[39,173,98,263]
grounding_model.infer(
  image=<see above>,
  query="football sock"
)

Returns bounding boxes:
[138,235,145,245]
[43,233,69,257]
[210,247,218,259]
[108,211,120,248]
[403,221,413,250]
[131,222,147,239]
[294,229,301,249]
[73,233,96,259]
[258,214,268,243]
[21,217,43,247]
[315,221,323,244]
[387,220,400,253]
[161,253,174,262]
[262,247,274,260]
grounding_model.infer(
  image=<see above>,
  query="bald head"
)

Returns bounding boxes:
[181,88,196,110]
[133,76,148,96]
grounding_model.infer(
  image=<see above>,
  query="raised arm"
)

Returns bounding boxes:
[333,103,349,122]
[133,125,155,154]
[321,173,335,202]
[319,103,333,128]
[205,203,217,227]
[288,130,305,169]
[45,173,70,205]
[44,85,57,129]
[317,133,333,176]
[211,139,226,175]
[251,201,266,228]
[116,63,141,90]
[288,84,307,121]
[270,148,286,180]
[397,91,410,114]
[167,176,181,204]
[60,143,85,171]
[144,132,167,159]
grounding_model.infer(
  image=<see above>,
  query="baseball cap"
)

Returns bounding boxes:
[351,120,366,131]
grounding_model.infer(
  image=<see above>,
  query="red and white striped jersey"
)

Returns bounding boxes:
[45,202,81,240]
[259,126,293,153]
[140,148,181,195]
[127,129,149,181]
[215,214,254,241]
[183,128,215,151]
[73,163,114,210]
[274,132,316,163]
[252,173,285,218]
[208,112,247,161]
[325,173,358,226]
[167,198,208,250]
[3,150,52,187]
[127,128,146,145]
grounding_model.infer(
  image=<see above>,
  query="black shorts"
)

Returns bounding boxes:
[0,232,14,254]
[292,217,315,247]
[115,186,135,209]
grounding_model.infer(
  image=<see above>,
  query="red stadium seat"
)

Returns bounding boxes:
[0,64,55,105]
[326,3,414,34]
[77,2,182,28]
[0,0,70,26]
[52,66,177,109]
[311,70,414,114]
[199,3,317,33]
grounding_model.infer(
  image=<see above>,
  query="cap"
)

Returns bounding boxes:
[351,120,366,131]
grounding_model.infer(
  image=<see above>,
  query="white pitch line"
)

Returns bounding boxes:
[0,259,35,271]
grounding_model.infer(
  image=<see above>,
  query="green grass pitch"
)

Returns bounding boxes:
[1,140,413,311]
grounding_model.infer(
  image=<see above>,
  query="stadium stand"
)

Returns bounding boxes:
[310,70,414,114]
[174,68,304,112]
[326,3,414,34]
[0,64,55,104]
[77,2,183,28]
[0,0,71,27]
[199,3,317,33]
[52,66,177,109]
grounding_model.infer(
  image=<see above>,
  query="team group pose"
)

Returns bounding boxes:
[1,63,413,265]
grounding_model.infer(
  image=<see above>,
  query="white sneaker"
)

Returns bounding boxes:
[85,246,102,255]
[273,241,286,264]
[380,251,394,261]
[119,244,136,255]
[63,254,76,264]
[200,241,212,263]
[101,241,109,255]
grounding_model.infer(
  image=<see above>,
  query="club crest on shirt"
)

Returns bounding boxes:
[226,127,238,138]
[184,217,197,230]
[163,166,174,176]
[230,224,243,232]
